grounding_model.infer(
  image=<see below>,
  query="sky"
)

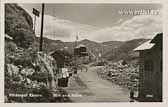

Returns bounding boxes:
[18,3,162,42]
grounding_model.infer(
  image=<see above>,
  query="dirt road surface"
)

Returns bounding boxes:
[62,66,130,102]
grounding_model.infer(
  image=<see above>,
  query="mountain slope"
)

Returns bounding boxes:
[35,37,124,58]
[5,4,35,48]
[103,39,150,61]
[35,37,65,52]
[35,37,149,61]
[101,41,124,55]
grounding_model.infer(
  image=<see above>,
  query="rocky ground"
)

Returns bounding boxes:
[5,46,61,102]
[97,60,139,91]
[4,4,62,103]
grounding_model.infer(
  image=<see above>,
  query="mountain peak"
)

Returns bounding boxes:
[79,39,98,44]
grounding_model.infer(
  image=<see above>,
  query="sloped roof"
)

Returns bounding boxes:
[134,33,162,51]
[151,33,162,44]
[75,44,86,48]
[133,40,155,51]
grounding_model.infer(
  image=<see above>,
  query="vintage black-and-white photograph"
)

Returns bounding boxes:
[4,3,163,103]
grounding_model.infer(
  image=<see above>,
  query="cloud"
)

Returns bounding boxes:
[34,14,162,42]
[34,14,99,42]
[88,13,162,42]
[20,4,162,42]
[19,4,99,42]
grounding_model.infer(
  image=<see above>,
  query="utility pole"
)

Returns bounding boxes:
[39,3,45,51]
[74,35,78,74]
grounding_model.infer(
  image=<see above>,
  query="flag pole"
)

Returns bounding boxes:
[39,3,45,51]
[74,35,78,73]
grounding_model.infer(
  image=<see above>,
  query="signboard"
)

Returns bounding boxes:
[33,8,40,17]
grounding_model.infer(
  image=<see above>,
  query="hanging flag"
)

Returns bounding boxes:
[33,8,40,17]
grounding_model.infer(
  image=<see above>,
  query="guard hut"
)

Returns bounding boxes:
[74,44,88,56]
[50,50,65,68]
[134,33,162,102]
[74,44,88,73]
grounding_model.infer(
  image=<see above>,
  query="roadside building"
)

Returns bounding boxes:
[134,33,162,102]
[49,50,65,68]
[74,44,88,56]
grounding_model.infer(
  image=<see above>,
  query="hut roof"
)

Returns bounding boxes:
[75,44,86,48]
[134,40,154,51]
[150,33,162,44]
[134,33,162,51]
